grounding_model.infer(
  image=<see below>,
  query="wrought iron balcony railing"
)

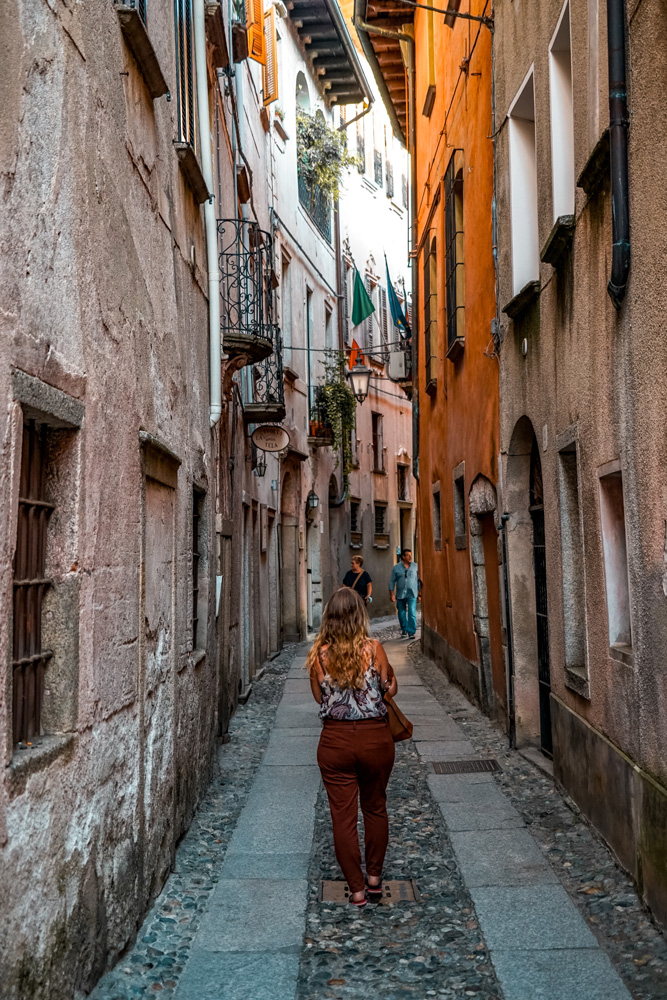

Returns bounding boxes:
[309,385,335,445]
[244,324,286,424]
[298,173,332,244]
[218,218,275,364]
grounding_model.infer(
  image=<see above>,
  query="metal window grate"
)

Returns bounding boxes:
[432,759,501,774]
[136,0,147,23]
[320,880,419,904]
[298,173,332,243]
[445,150,465,352]
[397,464,409,502]
[13,420,54,746]
[350,501,360,533]
[175,0,196,149]
[374,149,383,187]
[192,489,203,649]
[374,503,386,534]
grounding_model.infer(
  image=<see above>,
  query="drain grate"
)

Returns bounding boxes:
[320,879,419,905]
[432,758,501,774]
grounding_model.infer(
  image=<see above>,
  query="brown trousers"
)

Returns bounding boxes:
[317,717,395,894]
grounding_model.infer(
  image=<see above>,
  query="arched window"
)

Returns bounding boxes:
[296,71,310,112]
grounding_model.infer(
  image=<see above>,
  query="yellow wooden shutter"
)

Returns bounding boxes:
[262,8,279,105]
[246,0,266,64]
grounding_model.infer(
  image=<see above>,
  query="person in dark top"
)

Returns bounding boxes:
[342,555,373,605]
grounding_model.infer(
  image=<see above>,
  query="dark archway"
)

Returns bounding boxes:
[505,417,552,753]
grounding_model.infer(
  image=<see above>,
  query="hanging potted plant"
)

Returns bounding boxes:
[312,352,357,495]
[296,110,360,200]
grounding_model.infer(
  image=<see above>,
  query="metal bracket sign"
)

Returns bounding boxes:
[251,425,290,452]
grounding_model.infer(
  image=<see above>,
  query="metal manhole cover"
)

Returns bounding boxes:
[432,758,501,774]
[320,879,419,904]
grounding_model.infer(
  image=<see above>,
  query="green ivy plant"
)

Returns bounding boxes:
[296,110,360,199]
[316,351,357,495]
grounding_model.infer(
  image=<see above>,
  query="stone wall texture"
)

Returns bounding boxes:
[0,3,220,996]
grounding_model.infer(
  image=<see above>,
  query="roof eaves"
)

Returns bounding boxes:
[352,0,407,145]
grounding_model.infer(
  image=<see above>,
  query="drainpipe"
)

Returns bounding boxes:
[194,0,224,428]
[606,0,630,310]
[353,13,418,479]
[500,514,517,749]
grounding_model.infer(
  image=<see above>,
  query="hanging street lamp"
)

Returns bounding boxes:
[347,363,372,404]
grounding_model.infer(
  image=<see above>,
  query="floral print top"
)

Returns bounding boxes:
[318,647,388,721]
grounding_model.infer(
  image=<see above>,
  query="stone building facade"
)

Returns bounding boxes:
[0,2,229,996]
[494,0,667,926]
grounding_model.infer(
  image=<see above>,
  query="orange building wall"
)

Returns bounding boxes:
[414,4,502,707]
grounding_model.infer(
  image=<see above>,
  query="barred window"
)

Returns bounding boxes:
[374,503,387,534]
[350,501,360,533]
[423,233,438,390]
[192,488,204,649]
[386,161,394,199]
[374,149,383,187]
[371,412,384,472]
[397,464,409,502]
[174,0,196,149]
[12,420,54,746]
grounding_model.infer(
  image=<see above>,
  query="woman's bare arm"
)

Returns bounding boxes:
[373,640,398,698]
[309,649,325,703]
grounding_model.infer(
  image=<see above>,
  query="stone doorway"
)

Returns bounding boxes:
[504,416,552,751]
[468,475,505,720]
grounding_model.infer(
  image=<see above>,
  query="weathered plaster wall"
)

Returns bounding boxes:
[495,0,667,925]
[413,5,502,707]
[0,3,220,995]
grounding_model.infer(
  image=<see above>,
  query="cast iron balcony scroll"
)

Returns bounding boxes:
[243,324,286,424]
[218,218,275,365]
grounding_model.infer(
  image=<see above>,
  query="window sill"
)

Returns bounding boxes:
[174,142,210,204]
[372,467,387,476]
[502,280,541,320]
[373,534,390,549]
[454,533,467,551]
[447,336,465,363]
[577,128,610,198]
[116,5,169,99]
[564,665,591,700]
[610,643,634,668]
[274,119,289,142]
[9,734,76,788]
[541,215,575,267]
[398,499,413,507]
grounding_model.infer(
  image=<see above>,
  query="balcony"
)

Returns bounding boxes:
[308,385,334,447]
[218,218,275,365]
[243,327,286,424]
[298,173,332,244]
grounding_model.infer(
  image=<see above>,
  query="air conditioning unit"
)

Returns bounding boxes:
[388,351,407,381]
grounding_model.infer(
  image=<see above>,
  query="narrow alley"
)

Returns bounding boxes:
[92,621,667,1000]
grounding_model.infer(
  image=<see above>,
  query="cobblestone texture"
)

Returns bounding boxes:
[408,642,667,1000]
[91,647,298,1000]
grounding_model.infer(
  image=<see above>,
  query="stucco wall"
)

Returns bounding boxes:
[0,3,220,995]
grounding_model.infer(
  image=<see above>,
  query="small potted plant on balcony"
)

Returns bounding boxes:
[310,353,357,494]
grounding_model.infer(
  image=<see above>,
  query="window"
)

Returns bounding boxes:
[350,499,362,548]
[558,434,589,684]
[174,0,196,149]
[306,287,313,405]
[380,286,389,353]
[356,113,366,173]
[397,464,409,502]
[374,504,387,534]
[402,173,408,209]
[422,6,436,116]
[12,420,54,746]
[325,304,335,352]
[386,160,394,199]
[341,258,352,345]
[374,149,383,187]
[281,252,292,368]
[364,274,376,352]
[262,6,279,105]
[445,149,465,358]
[137,0,146,22]
[508,72,539,295]
[453,462,466,549]
[598,464,632,657]
[423,234,438,391]
[371,412,384,472]
[432,482,442,551]
[549,2,575,219]
[192,488,204,650]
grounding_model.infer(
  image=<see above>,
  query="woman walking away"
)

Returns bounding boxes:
[307,587,397,907]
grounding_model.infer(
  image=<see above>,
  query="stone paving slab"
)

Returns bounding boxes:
[427,772,498,801]
[176,951,300,1000]
[438,798,525,832]
[195,879,307,953]
[273,704,322,729]
[450,829,559,887]
[220,852,312,880]
[224,766,319,854]
[471,885,598,950]
[412,722,465,741]
[263,735,319,765]
[490,948,633,1000]
[414,739,477,760]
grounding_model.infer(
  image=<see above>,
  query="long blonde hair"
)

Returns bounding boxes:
[306,587,373,689]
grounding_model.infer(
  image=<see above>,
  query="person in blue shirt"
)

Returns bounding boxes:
[388,549,421,638]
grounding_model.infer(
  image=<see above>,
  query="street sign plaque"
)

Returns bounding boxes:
[251,425,290,452]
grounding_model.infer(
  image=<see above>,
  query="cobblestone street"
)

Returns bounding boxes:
[93,621,667,1000]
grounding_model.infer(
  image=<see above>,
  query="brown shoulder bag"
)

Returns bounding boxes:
[383,694,413,743]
